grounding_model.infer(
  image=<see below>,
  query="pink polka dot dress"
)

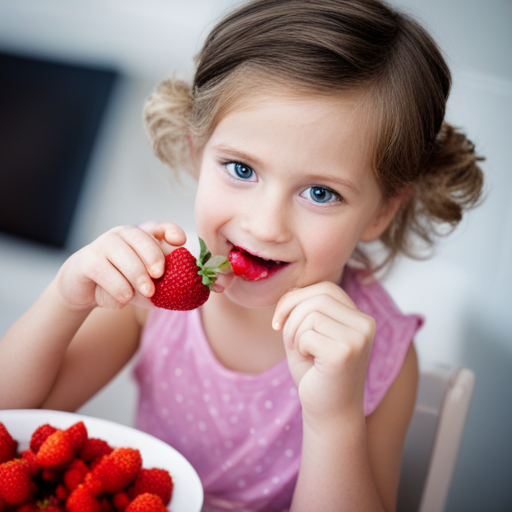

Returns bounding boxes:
[133,267,423,511]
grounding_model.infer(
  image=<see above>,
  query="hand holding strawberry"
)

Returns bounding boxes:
[55,222,186,311]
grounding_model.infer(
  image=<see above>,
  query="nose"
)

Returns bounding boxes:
[240,186,292,244]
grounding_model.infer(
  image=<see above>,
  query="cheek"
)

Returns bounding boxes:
[194,169,232,237]
[300,220,362,281]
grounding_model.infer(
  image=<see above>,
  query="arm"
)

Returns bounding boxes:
[0,222,185,411]
[295,344,417,512]
[273,283,418,512]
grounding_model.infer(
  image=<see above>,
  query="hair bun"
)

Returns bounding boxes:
[418,122,484,225]
[143,78,195,174]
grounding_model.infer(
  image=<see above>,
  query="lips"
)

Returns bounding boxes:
[227,246,288,282]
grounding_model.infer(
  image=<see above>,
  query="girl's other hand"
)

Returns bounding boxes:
[56,222,186,311]
[273,282,375,425]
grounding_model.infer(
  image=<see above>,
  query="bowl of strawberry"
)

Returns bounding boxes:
[0,410,203,512]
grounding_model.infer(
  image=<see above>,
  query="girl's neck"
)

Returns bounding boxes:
[200,292,286,374]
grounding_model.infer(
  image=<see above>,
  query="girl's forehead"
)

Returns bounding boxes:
[209,89,374,157]
[206,89,377,189]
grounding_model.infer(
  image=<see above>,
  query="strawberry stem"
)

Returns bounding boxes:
[196,238,231,289]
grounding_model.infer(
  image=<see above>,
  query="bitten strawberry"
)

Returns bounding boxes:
[88,447,142,494]
[125,493,167,512]
[30,424,58,453]
[0,422,18,464]
[151,238,231,311]
[228,246,285,281]
[36,430,75,469]
[130,468,173,506]
[0,459,35,506]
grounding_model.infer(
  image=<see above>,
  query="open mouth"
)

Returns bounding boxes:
[227,246,289,282]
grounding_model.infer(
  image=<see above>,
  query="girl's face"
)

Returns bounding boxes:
[194,90,398,308]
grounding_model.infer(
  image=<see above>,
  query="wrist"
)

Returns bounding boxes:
[47,277,96,315]
[302,405,366,442]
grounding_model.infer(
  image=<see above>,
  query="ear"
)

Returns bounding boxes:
[360,188,410,242]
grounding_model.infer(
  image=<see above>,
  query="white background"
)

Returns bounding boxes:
[0,1,511,510]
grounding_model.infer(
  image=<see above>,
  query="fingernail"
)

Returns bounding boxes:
[272,320,280,331]
[140,283,151,296]
[151,264,163,276]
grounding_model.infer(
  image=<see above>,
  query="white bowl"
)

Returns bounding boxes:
[0,409,203,512]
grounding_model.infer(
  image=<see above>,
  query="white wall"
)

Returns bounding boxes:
[0,1,510,510]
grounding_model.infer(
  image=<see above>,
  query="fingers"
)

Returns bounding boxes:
[111,225,166,280]
[273,281,357,331]
[82,256,135,307]
[138,221,187,256]
[294,313,373,364]
[82,224,182,307]
[283,294,375,351]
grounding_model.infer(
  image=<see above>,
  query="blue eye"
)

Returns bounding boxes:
[226,162,254,180]
[306,186,340,204]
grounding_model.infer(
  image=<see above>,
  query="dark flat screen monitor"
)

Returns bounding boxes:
[0,51,118,249]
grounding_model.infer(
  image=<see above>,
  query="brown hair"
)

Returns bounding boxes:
[144,0,484,271]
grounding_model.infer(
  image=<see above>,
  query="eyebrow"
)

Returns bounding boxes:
[211,144,264,168]
[212,143,360,195]
[305,173,360,195]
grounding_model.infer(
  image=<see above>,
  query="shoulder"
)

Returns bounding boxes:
[341,267,424,416]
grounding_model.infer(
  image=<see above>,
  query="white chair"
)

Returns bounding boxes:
[397,364,475,512]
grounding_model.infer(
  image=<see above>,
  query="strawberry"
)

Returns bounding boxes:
[89,448,142,494]
[66,484,102,512]
[84,472,103,497]
[78,438,113,463]
[41,468,62,483]
[228,246,285,281]
[63,458,89,492]
[17,503,38,512]
[65,422,88,451]
[125,494,167,512]
[30,424,58,453]
[130,468,173,506]
[36,430,75,469]
[0,422,18,464]
[20,449,40,478]
[0,459,35,506]
[100,497,114,512]
[55,483,69,501]
[151,238,230,311]
[111,492,131,512]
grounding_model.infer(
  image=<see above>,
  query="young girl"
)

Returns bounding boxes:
[0,0,484,511]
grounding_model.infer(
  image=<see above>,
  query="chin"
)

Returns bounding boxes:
[222,279,284,309]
